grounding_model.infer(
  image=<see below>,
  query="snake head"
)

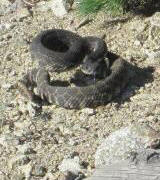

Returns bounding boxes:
[81,55,105,75]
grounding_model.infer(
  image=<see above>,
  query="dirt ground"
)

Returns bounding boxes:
[0,2,160,179]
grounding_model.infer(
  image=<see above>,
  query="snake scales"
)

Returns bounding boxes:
[19,29,129,109]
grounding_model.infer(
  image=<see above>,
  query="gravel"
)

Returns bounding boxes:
[0,2,160,179]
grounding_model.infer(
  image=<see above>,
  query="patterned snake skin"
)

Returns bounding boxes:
[19,29,129,109]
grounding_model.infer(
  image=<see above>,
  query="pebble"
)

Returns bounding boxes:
[147,51,160,63]
[16,8,31,21]
[59,156,82,175]
[0,23,12,32]
[81,108,96,116]
[0,134,20,147]
[17,144,36,155]
[0,0,11,6]
[35,1,51,12]
[150,12,160,27]
[35,0,71,17]
[31,165,47,177]
[134,40,141,46]
[1,83,12,90]
[27,102,42,117]
[19,163,32,179]
[4,52,12,61]
[8,155,30,169]
[68,139,79,146]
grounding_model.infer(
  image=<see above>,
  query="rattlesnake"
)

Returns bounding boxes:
[19,29,129,109]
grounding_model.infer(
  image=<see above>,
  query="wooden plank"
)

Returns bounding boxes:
[85,161,160,180]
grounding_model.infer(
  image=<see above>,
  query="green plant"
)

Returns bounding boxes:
[78,0,160,16]
[78,0,125,15]
[78,0,106,15]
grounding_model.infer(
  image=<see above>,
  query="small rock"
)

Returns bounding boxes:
[27,102,42,117]
[150,12,160,27]
[35,1,51,12]
[19,163,32,179]
[8,155,30,169]
[16,8,31,21]
[14,120,31,130]
[4,52,12,61]
[0,23,13,32]
[31,165,47,177]
[68,139,78,146]
[59,156,82,175]
[0,134,20,147]
[36,0,73,17]
[81,108,96,116]
[17,144,36,155]
[146,50,160,65]
[8,0,25,13]
[51,0,69,17]
[0,0,11,15]
[0,0,11,6]
[1,83,12,90]
[134,40,141,46]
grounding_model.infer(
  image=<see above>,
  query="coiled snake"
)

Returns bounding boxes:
[19,29,129,109]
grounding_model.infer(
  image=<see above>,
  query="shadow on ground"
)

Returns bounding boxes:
[109,52,154,105]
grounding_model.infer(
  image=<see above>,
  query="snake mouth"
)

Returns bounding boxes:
[41,33,69,52]
[81,56,104,75]
[81,66,96,75]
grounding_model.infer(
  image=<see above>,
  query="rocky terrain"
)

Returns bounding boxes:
[0,0,160,179]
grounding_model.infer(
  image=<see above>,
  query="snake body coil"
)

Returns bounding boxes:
[21,29,129,109]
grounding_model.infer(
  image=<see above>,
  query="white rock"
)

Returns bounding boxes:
[150,12,160,27]
[27,102,41,117]
[59,156,81,175]
[0,134,20,147]
[16,8,31,21]
[35,1,51,12]
[81,108,96,115]
[1,83,12,90]
[17,144,36,155]
[0,0,11,6]
[95,123,160,167]
[2,0,25,15]
[8,155,30,169]
[36,0,73,17]
[0,0,11,16]
[134,40,141,46]
[50,0,68,17]
[145,50,160,65]
[19,163,32,179]
[0,23,12,32]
